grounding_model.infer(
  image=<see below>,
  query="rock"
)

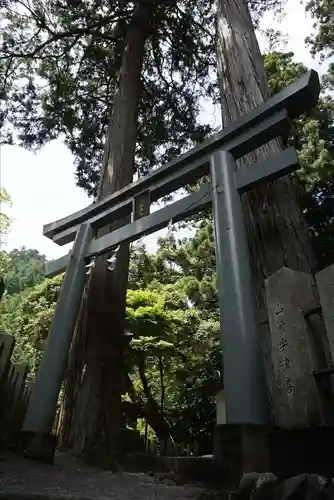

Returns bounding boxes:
[233,473,278,500]
[232,472,327,500]
[274,475,307,500]
[255,473,277,487]
[322,479,334,499]
[234,472,261,499]
[274,474,327,500]
[252,473,278,499]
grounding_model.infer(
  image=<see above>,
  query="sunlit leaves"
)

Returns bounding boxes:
[0,188,12,278]
[305,0,334,60]
[3,247,47,295]
[263,51,334,266]
[0,188,12,242]
[0,273,64,378]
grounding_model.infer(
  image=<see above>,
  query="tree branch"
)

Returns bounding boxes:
[1,16,126,59]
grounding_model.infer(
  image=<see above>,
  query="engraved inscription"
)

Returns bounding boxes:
[275,302,294,392]
[279,356,291,371]
[277,319,285,331]
[275,303,284,316]
[279,337,288,351]
[284,376,294,394]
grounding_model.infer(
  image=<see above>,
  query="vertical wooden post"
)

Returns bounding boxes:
[0,332,15,380]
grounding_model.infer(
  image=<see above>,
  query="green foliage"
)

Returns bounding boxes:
[1,1,333,448]
[4,45,334,430]
[264,51,334,266]
[124,284,220,442]
[264,52,334,185]
[0,0,215,196]
[3,247,47,295]
[0,188,11,237]
[0,251,11,282]
[0,243,221,441]
[0,274,63,380]
[305,0,334,59]
[264,51,308,92]
[0,0,285,196]
[0,188,12,277]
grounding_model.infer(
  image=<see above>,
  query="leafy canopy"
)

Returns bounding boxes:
[0,188,12,277]
[305,0,334,60]
[1,0,287,196]
[1,0,216,196]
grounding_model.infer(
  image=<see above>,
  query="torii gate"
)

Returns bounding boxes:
[22,70,320,463]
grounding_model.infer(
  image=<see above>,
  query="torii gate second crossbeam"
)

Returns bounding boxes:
[22,70,320,462]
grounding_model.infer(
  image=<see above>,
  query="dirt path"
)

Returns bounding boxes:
[0,452,204,500]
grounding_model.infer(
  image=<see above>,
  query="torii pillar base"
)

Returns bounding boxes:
[213,424,270,484]
[20,430,57,464]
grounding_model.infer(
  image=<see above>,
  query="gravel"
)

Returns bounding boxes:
[0,452,204,500]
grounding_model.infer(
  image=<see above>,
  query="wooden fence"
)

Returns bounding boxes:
[0,331,31,447]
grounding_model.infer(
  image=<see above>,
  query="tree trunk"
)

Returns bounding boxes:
[123,371,172,441]
[216,0,320,417]
[159,356,165,410]
[59,5,152,468]
[216,0,318,312]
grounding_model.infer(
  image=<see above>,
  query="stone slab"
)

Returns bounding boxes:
[265,267,322,427]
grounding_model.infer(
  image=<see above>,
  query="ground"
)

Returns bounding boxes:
[0,452,204,500]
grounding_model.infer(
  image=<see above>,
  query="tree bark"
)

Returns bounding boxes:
[216,0,318,312]
[159,356,165,410]
[59,4,152,468]
[216,0,320,417]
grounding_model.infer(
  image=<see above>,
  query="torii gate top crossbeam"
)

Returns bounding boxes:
[45,70,320,278]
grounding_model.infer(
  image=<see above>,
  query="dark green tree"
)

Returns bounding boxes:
[305,0,334,60]
[4,247,47,295]
[0,246,220,447]
[1,0,216,465]
[0,274,64,380]
[1,1,214,194]
[264,52,334,267]
[1,0,281,464]
[1,0,323,465]
[0,188,12,279]
[303,0,334,268]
